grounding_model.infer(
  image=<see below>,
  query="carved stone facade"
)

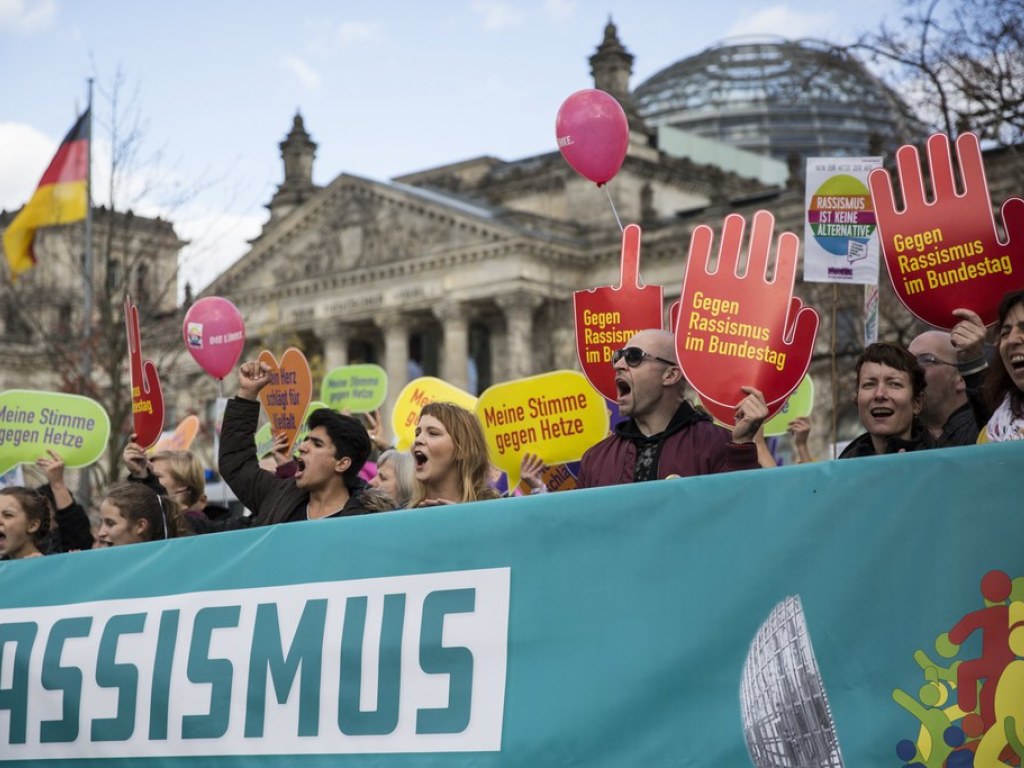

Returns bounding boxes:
[196,25,790,435]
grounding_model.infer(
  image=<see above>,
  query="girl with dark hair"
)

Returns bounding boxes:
[0,487,52,560]
[96,483,187,547]
[982,289,1024,442]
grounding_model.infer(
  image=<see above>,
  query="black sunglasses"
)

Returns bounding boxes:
[611,347,677,368]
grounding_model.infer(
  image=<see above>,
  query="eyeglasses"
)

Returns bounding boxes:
[611,347,677,368]
[915,353,957,368]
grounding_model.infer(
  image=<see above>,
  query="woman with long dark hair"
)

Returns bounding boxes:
[982,289,1024,442]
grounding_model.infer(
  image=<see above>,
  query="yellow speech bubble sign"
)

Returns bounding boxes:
[476,370,609,489]
[391,377,478,452]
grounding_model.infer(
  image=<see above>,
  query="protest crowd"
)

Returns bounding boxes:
[1,286,1021,562]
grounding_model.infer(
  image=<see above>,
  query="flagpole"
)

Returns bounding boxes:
[78,78,95,504]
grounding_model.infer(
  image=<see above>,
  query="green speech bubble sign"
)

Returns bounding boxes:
[320,364,388,414]
[0,390,111,474]
[254,400,330,459]
[762,374,815,437]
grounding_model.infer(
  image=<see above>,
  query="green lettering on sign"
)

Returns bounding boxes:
[338,594,405,735]
[41,616,92,743]
[183,606,240,739]
[92,613,146,742]
[246,599,328,738]
[417,588,476,734]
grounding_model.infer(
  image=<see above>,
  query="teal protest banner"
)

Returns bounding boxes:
[0,442,1020,766]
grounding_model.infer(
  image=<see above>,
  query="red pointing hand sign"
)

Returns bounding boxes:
[124,295,165,449]
[675,212,819,425]
[574,224,664,401]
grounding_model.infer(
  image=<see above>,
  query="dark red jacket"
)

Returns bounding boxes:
[577,402,760,488]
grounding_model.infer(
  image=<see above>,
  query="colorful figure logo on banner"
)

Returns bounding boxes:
[892,569,1023,768]
[869,133,1024,329]
[125,294,165,448]
[476,371,609,489]
[182,296,246,379]
[320,364,388,414]
[675,211,819,425]
[555,89,629,186]
[256,347,313,454]
[574,224,664,402]
[391,377,477,452]
[0,390,110,474]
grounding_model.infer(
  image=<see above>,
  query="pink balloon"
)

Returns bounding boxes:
[182,297,246,380]
[555,89,629,185]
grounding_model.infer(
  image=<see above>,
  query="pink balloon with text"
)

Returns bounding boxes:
[182,297,246,380]
[555,89,629,186]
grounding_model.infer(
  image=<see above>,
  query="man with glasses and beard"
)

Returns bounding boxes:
[577,329,767,488]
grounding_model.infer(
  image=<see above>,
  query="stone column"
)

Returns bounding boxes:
[321,322,349,370]
[488,320,509,385]
[495,292,544,381]
[433,300,469,391]
[374,311,410,434]
[552,325,578,372]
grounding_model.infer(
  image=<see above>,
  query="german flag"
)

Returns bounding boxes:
[3,109,90,278]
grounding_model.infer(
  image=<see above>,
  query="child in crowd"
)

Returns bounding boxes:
[96,483,187,547]
[0,487,52,560]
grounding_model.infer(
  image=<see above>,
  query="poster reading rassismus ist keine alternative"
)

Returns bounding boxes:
[804,157,882,284]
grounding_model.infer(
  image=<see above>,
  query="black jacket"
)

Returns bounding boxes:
[218,397,382,525]
[839,422,938,458]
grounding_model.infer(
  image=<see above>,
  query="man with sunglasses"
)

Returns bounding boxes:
[908,309,991,446]
[577,329,766,488]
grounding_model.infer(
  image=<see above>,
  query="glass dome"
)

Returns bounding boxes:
[633,37,923,162]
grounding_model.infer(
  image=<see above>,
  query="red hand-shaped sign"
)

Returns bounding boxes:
[869,132,1024,328]
[675,211,819,425]
[124,295,165,448]
[574,224,664,401]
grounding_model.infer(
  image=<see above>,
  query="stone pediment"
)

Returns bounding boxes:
[211,173,542,297]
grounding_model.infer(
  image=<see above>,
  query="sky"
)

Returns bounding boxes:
[0,0,905,298]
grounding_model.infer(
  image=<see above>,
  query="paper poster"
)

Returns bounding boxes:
[803,157,882,285]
